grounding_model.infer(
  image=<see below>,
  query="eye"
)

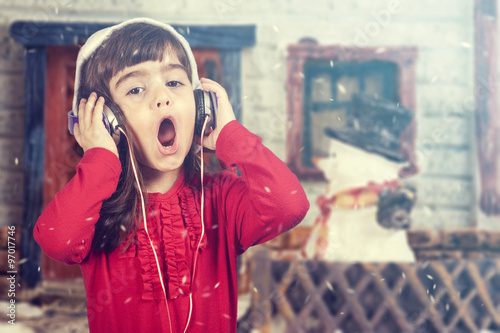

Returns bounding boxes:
[167,81,183,88]
[127,87,144,95]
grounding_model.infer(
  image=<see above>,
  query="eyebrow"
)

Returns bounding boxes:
[114,69,146,89]
[114,63,188,89]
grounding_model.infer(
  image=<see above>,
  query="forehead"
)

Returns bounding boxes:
[110,54,187,87]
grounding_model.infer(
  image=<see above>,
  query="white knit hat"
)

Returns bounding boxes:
[71,17,202,112]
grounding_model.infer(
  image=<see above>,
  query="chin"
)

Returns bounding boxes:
[157,153,187,172]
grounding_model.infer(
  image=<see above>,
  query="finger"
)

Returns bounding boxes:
[84,92,97,129]
[93,96,105,127]
[200,77,219,84]
[73,123,81,145]
[200,78,235,125]
[200,78,228,99]
[78,98,87,132]
[200,84,229,109]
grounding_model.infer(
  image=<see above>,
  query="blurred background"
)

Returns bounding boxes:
[0,0,499,332]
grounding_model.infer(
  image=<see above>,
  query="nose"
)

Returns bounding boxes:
[153,84,171,109]
[157,100,170,108]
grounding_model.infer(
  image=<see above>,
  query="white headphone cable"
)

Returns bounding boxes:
[183,116,209,333]
[118,126,173,333]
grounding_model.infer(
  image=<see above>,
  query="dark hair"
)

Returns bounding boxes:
[78,23,200,253]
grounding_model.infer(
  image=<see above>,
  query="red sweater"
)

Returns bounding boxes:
[34,121,309,333]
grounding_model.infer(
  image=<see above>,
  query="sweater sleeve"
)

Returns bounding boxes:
[33,148,122,265]
[215,120,310,253]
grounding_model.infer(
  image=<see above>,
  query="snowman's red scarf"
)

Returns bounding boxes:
[302,179,401,259]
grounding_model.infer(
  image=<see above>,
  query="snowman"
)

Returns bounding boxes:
[303,93,417,262]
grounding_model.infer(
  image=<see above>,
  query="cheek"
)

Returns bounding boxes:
[124,116,155,151]
[181,101,196,131]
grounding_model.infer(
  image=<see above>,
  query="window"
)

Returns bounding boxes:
[286,42,418,180]
[302,60,399,168]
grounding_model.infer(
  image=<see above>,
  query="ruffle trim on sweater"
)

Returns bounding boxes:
[118,184,206,301]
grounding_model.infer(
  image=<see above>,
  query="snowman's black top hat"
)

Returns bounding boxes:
[324,93,414,162]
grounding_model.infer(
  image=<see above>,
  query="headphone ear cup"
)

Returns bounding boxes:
[194,89,217,136]
[102,104,121,145]
[194,89,205,135]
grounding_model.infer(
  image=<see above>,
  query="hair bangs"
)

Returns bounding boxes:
[105,23,192,84]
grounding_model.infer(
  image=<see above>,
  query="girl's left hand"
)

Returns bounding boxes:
[198,77,236,150]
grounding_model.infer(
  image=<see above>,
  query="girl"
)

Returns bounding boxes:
[34,18,309,333]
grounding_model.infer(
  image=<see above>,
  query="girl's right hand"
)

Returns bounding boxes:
[73,92,119,158]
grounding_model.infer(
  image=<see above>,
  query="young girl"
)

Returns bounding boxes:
[34,18,309,333]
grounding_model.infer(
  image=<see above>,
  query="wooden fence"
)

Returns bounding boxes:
[241,250,500,333]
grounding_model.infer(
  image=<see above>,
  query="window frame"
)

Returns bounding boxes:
[286,43,419,181]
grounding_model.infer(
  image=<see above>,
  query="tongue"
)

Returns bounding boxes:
[158,120,175,146]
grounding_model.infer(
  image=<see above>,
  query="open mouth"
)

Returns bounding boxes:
[158,118,176,149]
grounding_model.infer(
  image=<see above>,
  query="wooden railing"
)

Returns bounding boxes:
[239,250,500,333]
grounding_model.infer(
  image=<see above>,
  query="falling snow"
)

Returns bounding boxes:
[337,83,346,94]
[2,5,493,333]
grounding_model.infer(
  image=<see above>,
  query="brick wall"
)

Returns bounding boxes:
[0,0,478,233]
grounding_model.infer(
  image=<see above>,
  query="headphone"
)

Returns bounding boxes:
[67,89,217,142]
